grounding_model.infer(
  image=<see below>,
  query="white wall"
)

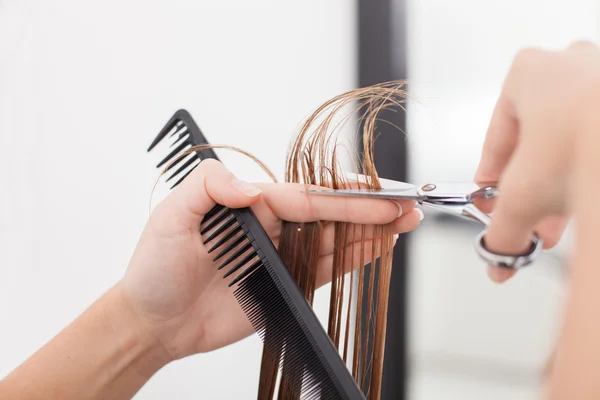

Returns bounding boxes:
[3,1,600,399]
[405,1,600,399]
[0,1,357,398]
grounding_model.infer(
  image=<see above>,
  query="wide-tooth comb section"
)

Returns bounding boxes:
[161,131,191,170]
[170,166,198,189]
[217,242,254,271]
[169,128,188,146]
[148,110,220,189]
[228,258,263,287]
[204,204,227,222]
[163,150,191,174]
[169,124,187,139]
[212,233,246,261]
[166,155,198,182]
[147,115,181,152]
[222,251,258,278]
[200,207,231,235]
[203,216,238,243]
[156,139,190,169]
[207,225,242,254]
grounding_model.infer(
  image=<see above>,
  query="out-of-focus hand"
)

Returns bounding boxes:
[475,41,600,282]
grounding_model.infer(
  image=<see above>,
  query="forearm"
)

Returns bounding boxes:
[545,107,600,399]
[0,283,170,399]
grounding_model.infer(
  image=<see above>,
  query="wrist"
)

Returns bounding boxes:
[102,283,172,381]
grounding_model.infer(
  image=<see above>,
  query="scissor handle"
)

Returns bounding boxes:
[473,229,543,269]
[459,204,542,269]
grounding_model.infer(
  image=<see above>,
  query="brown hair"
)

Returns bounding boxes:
[265,81,407,400]
[162,81,408,399]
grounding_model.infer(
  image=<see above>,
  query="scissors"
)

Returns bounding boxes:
[305,174,543,270]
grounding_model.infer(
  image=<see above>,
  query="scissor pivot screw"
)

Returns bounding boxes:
[422,184,436,192]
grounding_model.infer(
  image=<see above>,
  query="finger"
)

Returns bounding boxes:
[567,40,598,52]
[254,182,413,225]
[318,208,422,256]
[537,215,570,249]
[315,235,399,289]
[474,93,519,184]
[163,159,262,229]
[487,265,517,283]
[487,214,569,282]
[483,144,548,281]
[486,161,543,255]
[473,195,496,214]
[486,214,558,283]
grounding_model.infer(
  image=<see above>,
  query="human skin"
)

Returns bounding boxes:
[0,158,421,399]
[475,41,600,399]
[4,40,600,399]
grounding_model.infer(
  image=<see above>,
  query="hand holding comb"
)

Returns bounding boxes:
[147,109,367,400]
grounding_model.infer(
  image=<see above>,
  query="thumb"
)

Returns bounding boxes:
[163,158,262,229]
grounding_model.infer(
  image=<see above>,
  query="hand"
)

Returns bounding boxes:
[474,41,600,283]
[118,159,422,362]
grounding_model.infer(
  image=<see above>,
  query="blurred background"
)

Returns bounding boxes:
[0,1,598,399]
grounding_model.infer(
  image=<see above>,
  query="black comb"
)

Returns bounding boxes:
[148,110,366,400]
[147,109,219,189]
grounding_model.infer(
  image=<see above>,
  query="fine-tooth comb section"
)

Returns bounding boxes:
[148,110,366,400]
[200,206,366,399]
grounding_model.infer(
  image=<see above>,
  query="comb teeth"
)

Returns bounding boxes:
[162,131,192,173]
[199,207,365,399]
[222,251,257,279]
[200,208,261,283]
[169,166,198,190]
[166,156,198,182]
[163,150,193,174]
[212,233,246,261]
[200,206,231,235]
[200,209,260,279]
[170,124,188,139]
[235,265,353,399]
[204,215,237,243]
[217,242,254,271]
[204,204,227,221]
[150,110,364,400]
[147,109,219,189]
[228,258,262,286]
[208,225,242,254]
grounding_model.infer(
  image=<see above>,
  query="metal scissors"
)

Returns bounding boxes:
[305,174,543,270]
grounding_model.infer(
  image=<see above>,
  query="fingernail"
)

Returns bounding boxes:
[393,201,403,217]
[486,265,516,283]
[415,208,424,221]
[231,179,262,197]
[393,234,399,241]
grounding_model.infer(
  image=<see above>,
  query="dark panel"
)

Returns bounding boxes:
[357,0,409,399]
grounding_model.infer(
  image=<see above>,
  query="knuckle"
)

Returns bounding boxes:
[568,40,597,51]
[505,48,545,89]
[500,177,543,219]
[512,48,541,71]
[305,197,321,221]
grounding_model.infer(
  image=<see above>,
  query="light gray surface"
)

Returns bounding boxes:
[404,1,596,397]
[407,212,568,399]
[0,1,358,398]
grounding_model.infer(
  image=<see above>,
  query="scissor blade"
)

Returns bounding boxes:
[343,173,416,190]
[305,187,424,201]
